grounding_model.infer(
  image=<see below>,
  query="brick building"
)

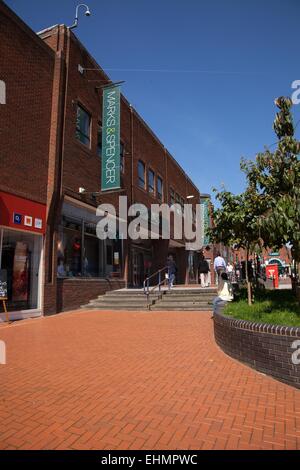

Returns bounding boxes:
[0,2,208,319]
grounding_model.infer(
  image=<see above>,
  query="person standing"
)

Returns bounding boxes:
[167,254,177,288]
[214,251,226,285]
[226,262,234,282]
[198,253,209,287]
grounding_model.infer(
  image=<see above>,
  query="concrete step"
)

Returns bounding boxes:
[150,305,212,311]
[94,296,155,304]
[103,291,154,296]
[83,303,150,310]
[154,301,212,308]
[101,293,160,300]
[165,290,217,296]
[161,294,215,301]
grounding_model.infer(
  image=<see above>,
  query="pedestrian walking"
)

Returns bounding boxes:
[198,252,210,287]
[167,254,177,288]
[226,262,234,282]
[214,251,226,286]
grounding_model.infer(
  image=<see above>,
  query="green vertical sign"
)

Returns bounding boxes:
[101,85,121,191]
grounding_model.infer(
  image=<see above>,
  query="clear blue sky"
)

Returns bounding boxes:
[6,0,300,201]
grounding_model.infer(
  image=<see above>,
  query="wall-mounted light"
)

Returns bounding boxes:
[69,4,91,30]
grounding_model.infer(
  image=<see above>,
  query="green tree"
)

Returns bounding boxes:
[208,187,266,305]
[242,97,300,283]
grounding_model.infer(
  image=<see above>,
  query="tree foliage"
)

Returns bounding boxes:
[242,97,300,266]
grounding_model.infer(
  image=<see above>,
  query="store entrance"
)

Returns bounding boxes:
[0,229,42,311]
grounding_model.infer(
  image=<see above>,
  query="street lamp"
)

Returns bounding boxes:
[69,4,91,30]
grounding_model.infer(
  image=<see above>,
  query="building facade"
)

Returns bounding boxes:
[0,2,207,319]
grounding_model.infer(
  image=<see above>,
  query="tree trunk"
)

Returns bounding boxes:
[246,247,252,306]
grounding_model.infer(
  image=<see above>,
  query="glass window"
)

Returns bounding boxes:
[157,177,163,201]
[170,188,175,206]
[84,223,103,277]
[57,217,113,278]
[59,218,82,277]
[148,169,155,194]
[138,160,145,189]
[76,105,91,146]
[0,229,42,311]
[97,125,102,157]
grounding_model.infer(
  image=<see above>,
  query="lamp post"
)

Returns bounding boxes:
[69,4,91,30]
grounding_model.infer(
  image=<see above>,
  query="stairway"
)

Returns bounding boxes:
[151,287,217,311]
[82,287,217,311]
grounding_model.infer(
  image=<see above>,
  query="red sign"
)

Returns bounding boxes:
[0,191,46,234]
[266,264,279,288]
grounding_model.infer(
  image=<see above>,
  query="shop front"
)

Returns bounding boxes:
[57,199,123,280]
[54,198,126,312]
[0,191,46,321]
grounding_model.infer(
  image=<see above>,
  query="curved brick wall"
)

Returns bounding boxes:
[213,308,300,389]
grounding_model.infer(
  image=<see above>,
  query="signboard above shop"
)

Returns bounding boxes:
[0,191,46,234]
[101,85,121,191]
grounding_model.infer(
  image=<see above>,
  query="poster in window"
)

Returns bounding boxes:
[12,242,29,302]
[0,270,8,298]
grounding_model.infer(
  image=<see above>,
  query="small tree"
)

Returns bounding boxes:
[242,97,300,283]
[208,187,265,305]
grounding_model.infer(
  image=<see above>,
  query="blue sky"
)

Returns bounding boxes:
[6,0,300,201]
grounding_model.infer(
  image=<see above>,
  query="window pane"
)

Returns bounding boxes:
[148,169,155,193]
[76,105,91,146]
[157,177,163,200]
[138,161,145,188]
[170,188,175,206]
[59,218,82,277]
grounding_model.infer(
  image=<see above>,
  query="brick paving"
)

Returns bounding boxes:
[0,310,300,450]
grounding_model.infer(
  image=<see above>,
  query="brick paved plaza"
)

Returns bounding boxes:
[0,310,300,450]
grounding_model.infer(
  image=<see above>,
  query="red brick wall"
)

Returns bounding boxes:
[0,2,54,204]
[41,27,200,214]
[56,278,125,312]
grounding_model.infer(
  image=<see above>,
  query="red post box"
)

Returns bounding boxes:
[266,264,279,288]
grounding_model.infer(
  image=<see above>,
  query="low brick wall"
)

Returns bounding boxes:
[214,309,300,389]
[56,278,125,312]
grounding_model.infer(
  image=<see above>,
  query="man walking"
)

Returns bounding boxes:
[167,254,177,288]
[198,252,210,287]
[214,251,226,286]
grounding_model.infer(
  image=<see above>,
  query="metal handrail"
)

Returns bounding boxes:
[143,266,170,309]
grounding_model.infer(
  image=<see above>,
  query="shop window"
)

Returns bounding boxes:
[58,218,82,277]
[0,229,42,311]
[148,169,155,194]
[76,104,91,147]
[106,245,113,265]
[84,223,102,277]
[169,188,175,206]
[138,160,145,189]
[157,176,163,201]
[57,217,121,278]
